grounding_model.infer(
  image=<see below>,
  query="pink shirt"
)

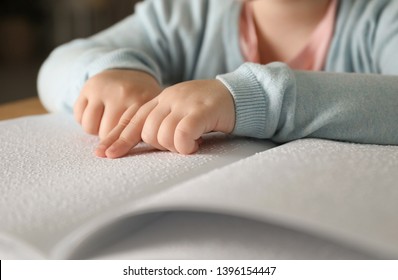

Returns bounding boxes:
[239,0,338,71]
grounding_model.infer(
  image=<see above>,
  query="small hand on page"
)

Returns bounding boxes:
[95,80,235,158]
[74,69,162,139]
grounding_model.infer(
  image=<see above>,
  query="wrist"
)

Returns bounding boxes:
[216,65,267,138]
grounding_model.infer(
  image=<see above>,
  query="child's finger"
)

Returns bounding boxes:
[95,123,126,158]
[74,96,88,124]
[95,103,141,157]
[81,101,104,135]
[105,99,158,158]
[157,113,180,152]
[141,105,170,151]
[174,113,207,154]
[98,105,126,140]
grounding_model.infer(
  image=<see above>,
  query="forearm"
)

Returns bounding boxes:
[37,9,164,113]
[218,62,398,145]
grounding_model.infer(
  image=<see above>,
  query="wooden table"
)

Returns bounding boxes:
[0,97,48,120]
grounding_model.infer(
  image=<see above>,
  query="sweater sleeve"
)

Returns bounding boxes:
[217,0,398,146]
[373,1,398,75]
[38,5,159,113]
[37,0,210,113]
[217,62,398,145]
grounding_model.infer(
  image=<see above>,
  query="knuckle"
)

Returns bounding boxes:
[118,118,131,128]
[159,86,181,101]
[81,79,98,97]
[118,135,133,146]
[115,84,132,100]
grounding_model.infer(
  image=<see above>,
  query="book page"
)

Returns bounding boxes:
[134,139,398,258]
[93,212,370,260]
[0,113,274,259]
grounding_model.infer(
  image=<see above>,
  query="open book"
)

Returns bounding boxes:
[1,114,397,259]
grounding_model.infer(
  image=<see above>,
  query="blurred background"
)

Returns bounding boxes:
[0,0,141,105]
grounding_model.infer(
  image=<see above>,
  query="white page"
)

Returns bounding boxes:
[132,139,398,258]
[0,114,274,259]
[93,212,371,260]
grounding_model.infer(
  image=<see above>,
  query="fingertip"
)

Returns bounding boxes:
[94,145,107,158]
[103,145,115,159]
[104,142,129,159]
[174,114,206,155]
[176,139,199,155]
[174,124,202,155]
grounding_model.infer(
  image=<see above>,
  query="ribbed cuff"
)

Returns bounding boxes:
[217,65,267,138]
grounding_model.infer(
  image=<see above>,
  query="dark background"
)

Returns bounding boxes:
[0,0,141,104]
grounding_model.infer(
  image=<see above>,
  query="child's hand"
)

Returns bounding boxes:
[74,69,162,139]
[95,80,235,158]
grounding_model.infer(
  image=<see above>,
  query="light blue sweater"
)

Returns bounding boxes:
[38,0,398,145]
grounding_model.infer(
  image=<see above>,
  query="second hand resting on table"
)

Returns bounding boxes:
[74,70,236,158]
